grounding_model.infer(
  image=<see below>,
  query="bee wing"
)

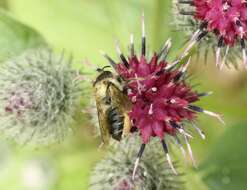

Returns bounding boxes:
[95,98,110,145]
[108,84,132,136]
[108,84,132,111]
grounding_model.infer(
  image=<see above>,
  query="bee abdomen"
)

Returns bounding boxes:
[107,107,124,141]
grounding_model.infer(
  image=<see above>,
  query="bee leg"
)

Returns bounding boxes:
[122,113,131,137]
[132,143,146,180]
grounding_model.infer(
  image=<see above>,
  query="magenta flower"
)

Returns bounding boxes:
[195,0,247,45]
[101,14,223,179]
[117,55,198,144]
[177,0,247,68]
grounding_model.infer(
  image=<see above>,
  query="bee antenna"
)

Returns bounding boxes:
[96,65,111,72]
[132,143,146,180]
[102,65,111,70]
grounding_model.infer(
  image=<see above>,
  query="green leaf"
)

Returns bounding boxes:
[0,9,46,61]
[199,122,247,190]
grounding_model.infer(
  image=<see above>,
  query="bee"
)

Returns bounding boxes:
[92,15,152,180]
[93,65,132,145]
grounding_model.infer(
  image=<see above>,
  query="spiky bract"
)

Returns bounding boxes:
[117,53,199,144]
[0,48,81,146]
[100,15,222,177]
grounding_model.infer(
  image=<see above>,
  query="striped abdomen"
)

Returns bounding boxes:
[107,107,124,141]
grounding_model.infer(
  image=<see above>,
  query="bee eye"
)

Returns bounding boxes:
[117,76,122,83]
[103,97,111,104]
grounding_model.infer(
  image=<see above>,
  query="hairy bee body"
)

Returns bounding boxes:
[93,70,132,145]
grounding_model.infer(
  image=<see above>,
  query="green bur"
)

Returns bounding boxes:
[0,48,81,146]
[90,134,183,190]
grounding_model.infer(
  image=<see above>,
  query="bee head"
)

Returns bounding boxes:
[93,66,114,86]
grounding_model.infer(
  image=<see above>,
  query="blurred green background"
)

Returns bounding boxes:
[0,0,247,189]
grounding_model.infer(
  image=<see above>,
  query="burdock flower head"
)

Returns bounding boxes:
[0,48,81,146]
[173,0,247,69]
[101,14,224,179]
[90,134,182,190]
